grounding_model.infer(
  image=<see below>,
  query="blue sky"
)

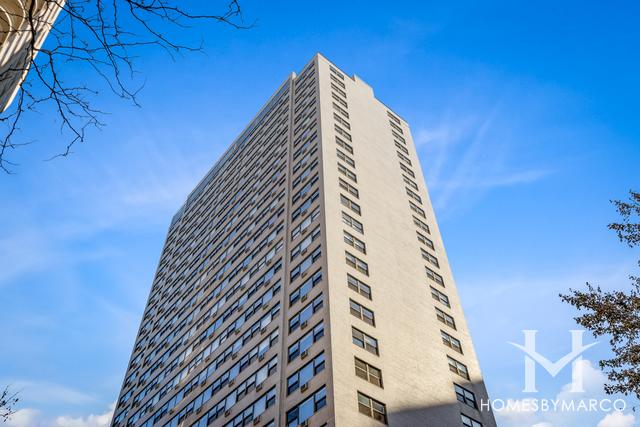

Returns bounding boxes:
[1,1,639,426]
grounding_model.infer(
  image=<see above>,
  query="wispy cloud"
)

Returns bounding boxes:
[415,104,553,217]
[7,403,114,427]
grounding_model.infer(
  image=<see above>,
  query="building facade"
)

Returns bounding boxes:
[0,0,64,112]
[111,54,496,427]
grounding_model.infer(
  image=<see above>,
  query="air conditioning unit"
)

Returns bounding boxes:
[300,420,309,427]
[301,271,308,278]
[228,379,235,387]
[195,407,202,414]
[235,328,241,335]
[300,248,308,256]
[300,350,309,359]
[300,294,308,303]
[301,321,308,330]
[262,303,270,311]
[300,383,309,392]
[258,354,265,362]
[224,410,231,417]
[260,326,268,335]
[253,415,261,425]
[232,353,238,360]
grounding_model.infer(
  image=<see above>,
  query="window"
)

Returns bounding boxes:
[400,162,415,178]
[338,162,357,182]
[355,358,383,387]
[410,202,425,218]
[344,231,366,253]
[346,251,369,275]
[291,226,321,260]
[417,231,435,250]
[339,178,359,198]
[291,208,320,240]
[348,274,372,299]
[430,287,450,307]
[289,294,324,332]
[292,174,319,204]
[352,327,379,355]
[357,392,387,424]
[286,386,327,427]
[337,149,355,167]
[330,65,344,79]
[392,131,406,144]
[332,92,347,108]
[288,322,324,362]
[455,384,477,409]
[403,175,418,190]
[335,136,353,154]
[387,111,400,125]
[397,151,412,165]
[421,249,440,268]
[335,124,352,141]
[290,269,322,306]
[448,356,469,379]
[291,190,319,221]
[441,330,463,354]
[331,83,347,98]
[413,216,430,234]
[350,299,375,326]
[330,73,346,88]
[426,266,444,286]
[342,212,363,234]
[436,307,456,329]
[333,103,349,118]
[390,121,404,134]
[334,113,350,129]
[461,414,482,427]
[341,194,361,215]
[406,188,422,203]
[290,247,322,281]
[287,352,326,394]
[396,141,409,154]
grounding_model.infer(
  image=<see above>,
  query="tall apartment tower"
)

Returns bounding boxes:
[0,0,65,112]
[112,54,496,427]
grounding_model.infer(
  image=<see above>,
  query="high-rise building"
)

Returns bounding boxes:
[111,54,496,427]
[0,0,64,112]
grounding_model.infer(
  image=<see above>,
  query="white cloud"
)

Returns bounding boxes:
[494,360,637,427]
[6,409,41,427]
[54,403,115,427]
[6,404,114,427]
[597,411,636,427]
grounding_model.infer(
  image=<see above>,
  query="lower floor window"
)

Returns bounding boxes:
[357,392,387,424]
[461,414,482,427]
[286,386,327,427]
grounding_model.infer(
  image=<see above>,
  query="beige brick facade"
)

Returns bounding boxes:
[111,54,496,427]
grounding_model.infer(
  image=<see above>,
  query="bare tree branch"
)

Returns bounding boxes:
[0,0,251,172]
[0,386,19,422]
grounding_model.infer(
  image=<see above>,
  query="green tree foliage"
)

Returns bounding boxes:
[561,191,640,399]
